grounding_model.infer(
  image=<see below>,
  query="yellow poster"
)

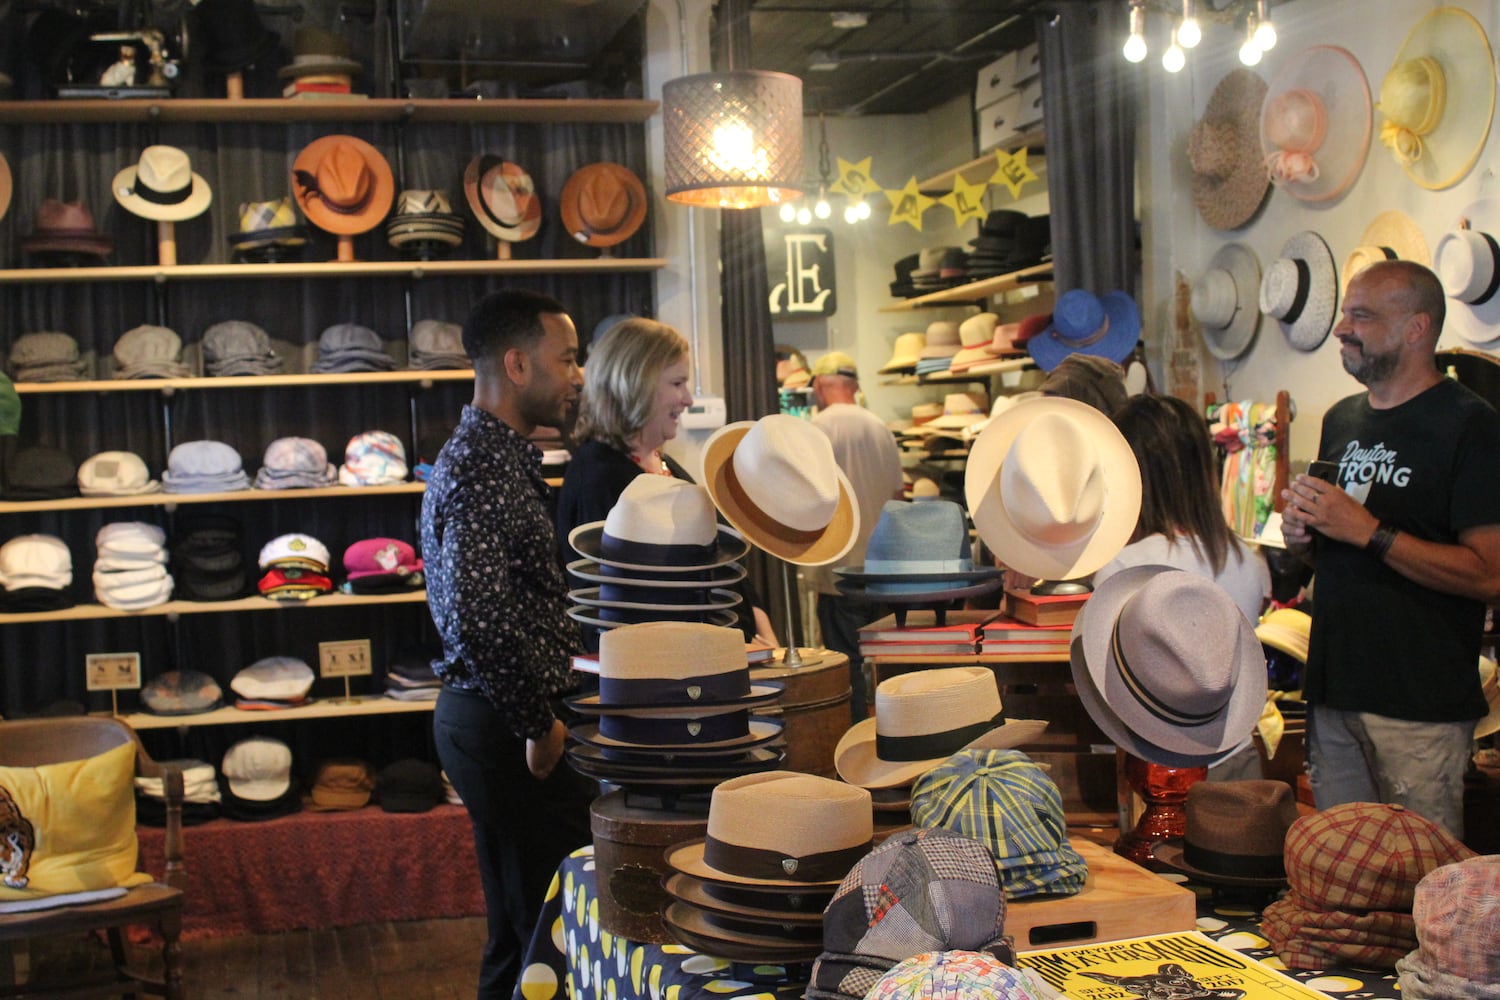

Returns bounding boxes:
[1017,932,1325,1000]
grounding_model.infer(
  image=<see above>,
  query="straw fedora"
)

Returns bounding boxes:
[834,500,1002,601]
[963,397,1140,582]
[702,414,858,567]
[1027,288,1140,372]
[1154,779,1299,888]
[112,145,212,222]
[835,667,1047,789]
[1477,656,1500,740]
[559,162,647,248]
[463,154,542,242]
[0,152,11,224]
[1376,6,1495,190]
[1433,199,1500,348]
[569,475,747,572]
[1341,210,1431,296]
[291,135,395,236]
[1259,230,1338,352]
[1190,242,1261,361]
[664,771,874,889]
[1071,565,1266,768]
[879,332,926,374]
[1260,45,1371,204]
[1188,68,1270,231]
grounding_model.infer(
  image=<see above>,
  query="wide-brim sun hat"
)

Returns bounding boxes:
[291,135,395,236]
[463,154,542,242]
[1260,45,1371,204]
[113,145,213,222]
[963,396,1141,582]
[703,414,858,567]
[558,162,647,248]
[1341,210,1431,296]
[1376,6,1495,191]
[1027,288,1140,372]
[1258,229,1338,352]
[1188,68,1270,231]
[1433,198,1500,349]
[1190,242,1261,361]
[1071,564,1266,768]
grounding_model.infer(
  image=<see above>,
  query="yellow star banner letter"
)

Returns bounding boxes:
[833,156,883,200]
[938,173,989,226]
[885,176,934,231]
[990,146,1039,200]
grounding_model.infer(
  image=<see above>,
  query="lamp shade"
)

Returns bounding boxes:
[662,70,805,210]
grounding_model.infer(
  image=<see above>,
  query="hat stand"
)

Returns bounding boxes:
[335,234,356,262]
[225,71,244,99]
[156,220,176,266]
[494,240,511,261]
[1114,753,1206,868]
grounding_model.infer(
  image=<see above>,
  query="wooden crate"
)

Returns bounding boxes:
[1008,840,1195,951]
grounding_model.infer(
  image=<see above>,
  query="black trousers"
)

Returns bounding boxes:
[817,592,887,722]
[434,687,594,1000]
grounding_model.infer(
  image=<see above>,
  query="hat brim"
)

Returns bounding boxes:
[1260,45,1371,204]
[565,744,784,780]
[566,605,738,631]
[112,164,213,222]
[463,154,543,242]
[834,565,1003,585]
[1476,658,1500,739]
[567,586,741,613]
[277,56,361,79]
[566,558,747,589]
[701,423,860,567]
[832,715,1050,789]
[660,902,827,963]
[1438,201,1500,348]
[565,682,784,717]
[568,717,784,754]
[567,522,749,572]
[1255,622,1308,663]
[559,162,648,248]
[0,153,11,224]
[1152,840,1288,889]
[834,577,1004,604]
[664,838,851,891]
[1197,243,1262,361]
[22,235,113,257]
[1191,68,1271,231]
[291,135,395,235]
[963,397,1142,582]
[1028,290,1141,372]
[1071,564,1266,767]
[1382,7,1496,191]
[1342,211,1432,295]
[662,872,824,925]
[1269,230,1339,351]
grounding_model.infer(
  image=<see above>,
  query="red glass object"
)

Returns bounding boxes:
[1114,753,1206,868]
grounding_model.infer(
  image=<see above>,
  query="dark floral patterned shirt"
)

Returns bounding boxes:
[421,405,581,740]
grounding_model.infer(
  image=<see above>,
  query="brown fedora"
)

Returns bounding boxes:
[559,162,647,248]
[291,135,395,236]
[463,154,542,243]
[21,199,114,259]
[1155,779,1299,888]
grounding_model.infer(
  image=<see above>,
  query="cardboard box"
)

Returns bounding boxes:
[975,51,1018,109]
[1017,76,1045,131]
[977,90,1023,153]
[1015,41,1041,85]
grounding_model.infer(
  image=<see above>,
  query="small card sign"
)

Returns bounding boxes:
[85,652,142,691]
[319,639,372,679]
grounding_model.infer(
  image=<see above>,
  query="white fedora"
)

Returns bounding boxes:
[1433,199,1500,349]
[569,475,749,572]
[963,397,1140,582]
[1259,230,1338,352]
[1191,242,1261,361]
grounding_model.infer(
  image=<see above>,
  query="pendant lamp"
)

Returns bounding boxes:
[662,69,804,210]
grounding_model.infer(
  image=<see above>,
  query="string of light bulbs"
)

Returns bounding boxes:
[779,111,873,225]
[1123,0,1277,71]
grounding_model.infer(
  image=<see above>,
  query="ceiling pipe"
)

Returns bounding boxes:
[837,12,1023,115]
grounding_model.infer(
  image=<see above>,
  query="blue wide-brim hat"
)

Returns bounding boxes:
[1027,288,1140,372]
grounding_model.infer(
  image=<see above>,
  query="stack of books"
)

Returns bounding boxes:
[1003,588,1090,628]
[856,609,998,660]
[979,616,1071,656]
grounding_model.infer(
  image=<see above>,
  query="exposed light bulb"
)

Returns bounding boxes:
[779,202,796,223]
[1162,28,1185,73]
[1239,34,1263,65]
[796,207,812,225]
[814,195,832,220]
[1123,2,1147,63]
[1253,2,1277,52]
[855,199,872,220]
[1178,0,1201,49]
[844,204,860,224]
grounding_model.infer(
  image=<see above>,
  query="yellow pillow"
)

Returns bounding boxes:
[0,740,151,902]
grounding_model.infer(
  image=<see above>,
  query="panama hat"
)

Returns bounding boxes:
[1190,242,1261,361]
[113,145,212,222]
[1341,211,1431,296]
[558,162,647,249]
[963,396,1140,582]
[463,154,542,242]
[703,414,858,567]
[835,668,1047,790]
[1260,45,1371,204]
[1027,288,1140,372]
[1477,656,1500,740]
[567,586,741,614]
[1188,68,1270,231]
[1154,780,1299,888]
[1376,6,1495,191]
[1433,199,1500,348]
[1259,230,1338,352]
[569,475,748,572]
[291,135,394,236]
[1071,565,1266,768]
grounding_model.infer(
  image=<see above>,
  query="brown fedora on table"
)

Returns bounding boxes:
[291,135,395,236]
[463,154,542,242]
[1155,779,1300,888]
[559,162,647,248]
[21,199,114,259]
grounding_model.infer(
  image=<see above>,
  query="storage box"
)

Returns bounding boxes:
[590,791,709,944]
[1015,42,1041,85]
[1016,77,1045,131]
[975,51,1018,109]
[977,90,1024,153]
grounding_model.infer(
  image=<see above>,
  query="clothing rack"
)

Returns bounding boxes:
[1204,390,1293,540]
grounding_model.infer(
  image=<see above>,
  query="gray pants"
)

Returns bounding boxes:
[1307,704,1473,839]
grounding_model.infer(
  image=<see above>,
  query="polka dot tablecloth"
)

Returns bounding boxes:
[514,848,1401,1000]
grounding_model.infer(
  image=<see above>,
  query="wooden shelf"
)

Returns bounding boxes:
[0,482,425,514]
[916,129,1047,193]
[121,694,435,730]
[879,263,1054,312]
[12,369,474,395]
[0,257,667,286]
[0,589,429,625]
[0,97,658,126]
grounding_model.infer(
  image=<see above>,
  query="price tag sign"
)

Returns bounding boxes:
[85,652,142,691]
[319,639,373,679]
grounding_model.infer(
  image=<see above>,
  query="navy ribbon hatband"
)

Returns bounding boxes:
[875,712,1005,761]
[703,836,870,883]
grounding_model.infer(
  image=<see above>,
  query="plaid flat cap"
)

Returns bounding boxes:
[910,749,1088,899]
[1262,802,1475,971]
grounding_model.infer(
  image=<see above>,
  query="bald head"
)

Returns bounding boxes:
[1357,259,1446,343]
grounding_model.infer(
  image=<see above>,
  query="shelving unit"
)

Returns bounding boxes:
[122,693,434,730]
[0,589,429,625]
[915,128,1047,194]
[0,483,426,514]
[0,258,667,287]
[0,98,658,126]
[879,263,1053,312]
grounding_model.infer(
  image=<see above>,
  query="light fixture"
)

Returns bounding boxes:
[1253,0,1277,50]
[829,11,869,29]
[1121,0,1275,69]
[796,206,813,225]
[1162,26,1185,73]
[663,70,805,210]
[1123,0,1148,62]
[1177,0,1201,48]
[843,203,860,223]
[1239,14,1264,65]
[779,202,797,223]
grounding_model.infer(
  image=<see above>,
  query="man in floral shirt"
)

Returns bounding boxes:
[422,288,589,999]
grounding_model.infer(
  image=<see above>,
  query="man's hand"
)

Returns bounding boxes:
[526,718,567,780]
[1281,473,1378,549]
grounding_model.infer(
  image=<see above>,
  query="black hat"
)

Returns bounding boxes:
[2,445,78,500]
[378,759,444,813]
[195,0,281,73]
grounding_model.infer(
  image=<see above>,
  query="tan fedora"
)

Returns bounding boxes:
[1188,68,1270,231]
[834,667,1047,790]
[558,162,647,248]
[664,771,873,889]
[113,145,213,222]
[963,396,1140,582]
[1341,210,1430,296]
[1154,780,1299,887]
[291,135,395,236]
[702,415,858,567]
[463,154,542,243]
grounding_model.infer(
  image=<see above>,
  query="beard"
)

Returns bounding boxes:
[1341,340,1400,385]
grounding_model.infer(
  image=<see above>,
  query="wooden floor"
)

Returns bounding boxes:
[6,916,487,998]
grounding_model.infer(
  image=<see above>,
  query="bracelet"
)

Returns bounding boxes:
[1366,521,1399,561]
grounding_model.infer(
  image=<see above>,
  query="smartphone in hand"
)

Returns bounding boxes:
[1307,460,1339,484]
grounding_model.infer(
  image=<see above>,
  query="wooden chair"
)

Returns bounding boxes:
[0,716,184,999]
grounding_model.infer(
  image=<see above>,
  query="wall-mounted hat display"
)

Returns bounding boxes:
[1376,6,1495,190]
[1434,198,1500,349]
[1188,68,1270,231]
[1260,45,1370,204]
[1191,242,1262,361]
[558,162,647,250]
[1341,210,1430,295]
[1259,230,1337,352]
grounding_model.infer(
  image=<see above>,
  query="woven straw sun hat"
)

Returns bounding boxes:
[1341,210,1431,297]
[1433,198,1500,349]
[1259,229,1338,352]
[1376,5,1496,191]
[558,162,647,248]
[1188,68,1270,231]
[1260,45,1371,204]
[963,396,1140,582]
[1190,242,1261,361]
[291,135,395,236]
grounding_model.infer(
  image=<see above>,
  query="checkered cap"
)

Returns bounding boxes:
[809,827,1007,1000]
[1262,803,1476,971]
[910,750,1088,899]
[113,324,189,375]
[203,320,275,363]
[1397,855,1500,999]
[865,951,1050,1000]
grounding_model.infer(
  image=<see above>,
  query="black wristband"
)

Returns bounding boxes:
[1366,521,1398,561]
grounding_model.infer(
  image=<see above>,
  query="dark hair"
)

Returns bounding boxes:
[461,289,568,362]
[1362,259,1446,338]
[1112,394,1238,574]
